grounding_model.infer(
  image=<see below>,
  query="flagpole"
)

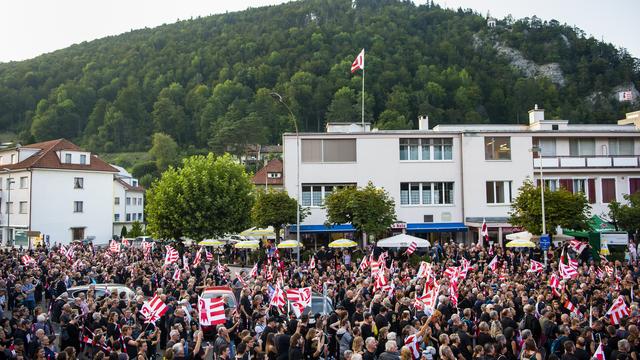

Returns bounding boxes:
[361,65,365,129]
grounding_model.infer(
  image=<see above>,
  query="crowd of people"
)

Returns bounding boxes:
[0,238,638,360]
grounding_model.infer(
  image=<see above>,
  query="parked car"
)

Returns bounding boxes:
[303,293,334,316]
[55,283,137,304]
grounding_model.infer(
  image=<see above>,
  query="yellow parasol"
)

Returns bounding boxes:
[328,239,358,248]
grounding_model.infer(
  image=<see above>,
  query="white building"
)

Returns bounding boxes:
[283,107,640,245]
[112,165,145,237]
[0,139,118,246]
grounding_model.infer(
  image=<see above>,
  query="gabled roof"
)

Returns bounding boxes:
[1,138,118,173]
[252,159,283,186]
[115,178,145,192]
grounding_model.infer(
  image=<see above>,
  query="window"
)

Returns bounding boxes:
[74,177,84,189]
[572,179,586,194]
[267,172,282,179]
[538,138,556,157]
[6,178,13,190]
[301,184,353,207]
[609,138,634,156]
[71,228,84,241]
[484,137,511,160]
[400,139,419,160]
[138,213,143,221]
[73,201,83,213]
[486,181,513,204]
[10,154,15,164]
[601,179,616,203]
[569,138,595,156]
[80,154,87,164]
[114,214,120,222]
[400,182,454,205]
[132,180,138,187]
[400,138,453,161]
[539,179,559,191]
[19,176,28,189]
[126,213,131,221]
[65,153,72,163]
[301,139,357,163]
[5,202,12,214]
[114,197,120,205]
[19,201,27,214]
[126,197,131,205]
[630,178,640,195]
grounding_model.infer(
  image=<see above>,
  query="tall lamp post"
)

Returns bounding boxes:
[529,146,547,267]
[271,92,301,266]
[2,168,15,247]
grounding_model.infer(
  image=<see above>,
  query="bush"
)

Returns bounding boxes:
[132,161,159,179]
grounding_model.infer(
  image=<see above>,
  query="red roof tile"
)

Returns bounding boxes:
[2,138,118,173]
[252,159,283,186]
[115,178,145,192]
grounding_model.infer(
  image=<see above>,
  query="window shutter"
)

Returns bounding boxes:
[559,179,572,192]
[588,179,596,203]
[630,178,640,195]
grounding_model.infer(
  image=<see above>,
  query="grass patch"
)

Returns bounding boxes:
[100,152,150,170]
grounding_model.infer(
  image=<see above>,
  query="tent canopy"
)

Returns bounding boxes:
[505,231,534,241]
[377,233,430,248]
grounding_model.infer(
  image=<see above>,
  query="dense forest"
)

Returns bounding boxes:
[0,0,638,155]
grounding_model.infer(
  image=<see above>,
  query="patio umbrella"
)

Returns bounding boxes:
[234,240,260,249]
[505,239,536,248]
[505,231,534,241]
[277,240,303,249]
[198,239,225,247]
[328,239,358,248]
[377,233,430,248]
[240,226,276,238]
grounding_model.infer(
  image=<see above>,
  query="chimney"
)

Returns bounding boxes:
[528,104,545,124]
[418,115,429,130]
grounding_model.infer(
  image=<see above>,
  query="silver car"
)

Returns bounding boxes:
[56,283,137,303]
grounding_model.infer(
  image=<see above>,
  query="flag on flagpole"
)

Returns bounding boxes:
[286,287,312,307]
[140,294,168,323]
[173,268,181,281]
[164,246,179,266]
[564,300,581,316]
[488,256,499,272]
[309,256,316,269]
[607,295,630,325]
[569,240,588,254]
[528,259,544,274]
[109,240,120,253]
[249,263,259,278]
[198,296,226,326]
[351,49,364,73]
[594,342,605,360]
[21,255,35,266]
[481,219,489,245]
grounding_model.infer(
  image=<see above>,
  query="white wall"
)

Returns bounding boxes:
[0,170,31,242]
[461,134,534,220]
[284,133,463,225]
[30,169,113,245]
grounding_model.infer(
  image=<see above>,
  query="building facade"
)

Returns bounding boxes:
[0,139,118,246]
[283,108,640,246]
[112,165,145,237]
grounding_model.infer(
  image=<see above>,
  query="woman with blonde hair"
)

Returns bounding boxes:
[352,336,364,355]
[400,346,413,360]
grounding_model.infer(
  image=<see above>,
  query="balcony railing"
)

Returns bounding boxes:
[533,156,639,169]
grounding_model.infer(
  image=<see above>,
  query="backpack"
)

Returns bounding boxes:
[550,336,566,357]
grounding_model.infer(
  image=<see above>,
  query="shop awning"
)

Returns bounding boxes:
[288,224,355,233]
[406,222,468,233]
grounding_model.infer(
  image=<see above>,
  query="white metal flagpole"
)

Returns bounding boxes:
[361,52,365,129]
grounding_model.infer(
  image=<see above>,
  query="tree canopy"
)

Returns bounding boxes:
[324,182,396,239]
[145,153,254,240]
[608,193,640,237]
[508,180,591,235]
[0,0,636,154]
[251,189,308,241]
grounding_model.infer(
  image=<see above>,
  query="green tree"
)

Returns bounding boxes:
[251,189,307,242]
[149,132,179,171]
[326,87,358,123]
[128,221,144,238]
[509,180,591,235]
[612,193,640,236]
[145,153,254,240]
[376,110,413,130]
[120,226,128,238]
[324,182,396,240]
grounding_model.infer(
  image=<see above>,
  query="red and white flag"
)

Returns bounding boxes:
[216,262,226,274]
[619,90,634,102]
[567,253,578,269]
[205,250,214,261]
[405,240,418,256]
[198,297,226,326]
[269,284,286,311]
[594,342,605,360]
[370,260,380,275]
[404,333,423,359]
[249,263,259,278]
[64,246,75,262]
[417,261,432,279]
[121,238,130,247]
[569,240,588,254]
[140,294,168,323]
[309,256,316,269]
[109,240,120,253]
[351,49,364,73]
[265,266,274,281]
[193,249,202,267]
[604,265,614,278]
[172,268,181,281]
[286,287,312,307]
[559,261,578,279]
[549,273,562,297]
[564,300,581,316]
[444,266,459,281]
[607,295,630,325]
[528,260,544,274]
[164,246,179,266]
[182,254,189,271]
[481,219,489,243]
[488,256,499,272]
[235,273,247,287]
[359,256,369,273]
[143,242,153,259]
[21,255,35,266]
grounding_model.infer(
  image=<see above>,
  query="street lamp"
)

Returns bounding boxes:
[529,146,547,267]
[271,92,301,266]
[2,168,15,247]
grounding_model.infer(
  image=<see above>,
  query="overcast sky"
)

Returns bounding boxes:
[1,0,638,63]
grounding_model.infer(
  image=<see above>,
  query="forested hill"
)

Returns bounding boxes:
[0,0,638,153]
